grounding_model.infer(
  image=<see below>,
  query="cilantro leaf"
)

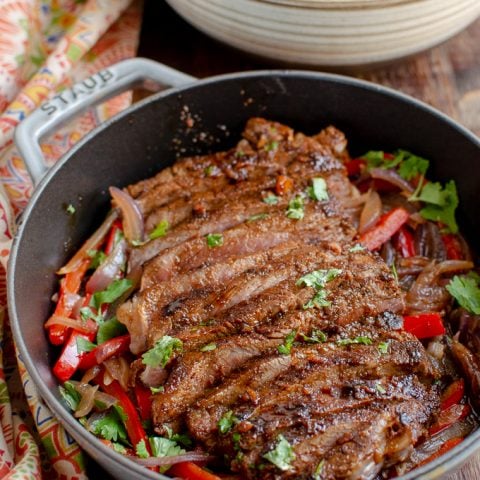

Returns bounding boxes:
[136,439,150,458]
[66,204,76,215]
[59,381,81,411]
[265,140,279,152]
[112,443,127,454]
[206,233,224,248]
[80,306,103,324]
[90,409,128,443]
[263,435,296,471]
[301,329,327,344]
[76,337,96,354]
[446,275,480,315]
[142,336,183,368]
[303,290,331,309]
[362,151,386,169]
[296,269,342,290]
[87,249,107,269]
[307,178,329,202]
[150,386,164,394]
[218,410,239,434]
[337,336,373,346]
[263,193,279,205]
[376,383,387,394]
[286,196,304,220]
[200,342,217,352]
[396,150,429,180]
[149,220,169,240]
[91,278,132,309]
[349,244,366,253]
[96,317,127,344]
[391,263,399,283]
[149,436,185,472]
[313,459,325,480]
[278,330,296,355]
[247,213,269,223]
[378,341,389,354]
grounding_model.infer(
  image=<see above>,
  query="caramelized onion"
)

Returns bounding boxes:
[86,238,127,293]
[104,357,129,391]
[58,210,118,274]
[370,168,415,194]
[131,452,215,467]
[359,190,382,234]
[80,366,102,384]
[74,383,99,418]
[44,315,97,334]
[109,187,144,244]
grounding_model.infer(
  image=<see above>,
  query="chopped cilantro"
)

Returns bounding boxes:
[204,165,217,176]
[265,140,279,152]
[142,336,183,368]
[263,193,279,205]
[349,244,365,253]
[163,427,193,448]
[90,409,128,443]
[409,180,459,233]
[397,150,429,180]
[150,386,164,394]
[378,341,389,354]
[307,178,329,202]
[263,435,295,471]
[200,342,217,352]
[297,269,341,310]
[446,275,480,315]
[247,213,269,223]
[218,410,239,434]
[149,220,169,240]
[59,381,81,411]
[391,262,399,283]
[313,459,325,480]
[66,204,76,215]
[278,330,297,355]
[79,306,103,324]
[87,249,107,269]
[136,439,150,458]
[303,290,331,309]
[206,233,224,248]
[286,196,304,220]
[301,329,327,344]
[96,317,127,344]
[76,337,96,353]
[91,278,132,309]
[232,432,242,451]
[362,151,401,170]
[337,336,373,346]
[150,436,185,471]
[112,443,127,454]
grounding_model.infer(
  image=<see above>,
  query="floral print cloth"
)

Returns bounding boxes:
[0,1,142,478]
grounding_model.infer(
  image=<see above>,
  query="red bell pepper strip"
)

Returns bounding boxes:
[403,313,446,339]
[393,226,415,258]
[95,370,151,454]
[134,383,153,421]
[168,462,222,480]
[53,329,97,382]
[429,403,470,435]
[442,234,463,260]
[48,258,91,345]
[104,220,123,255]
[346,158,366,177]
[418,437,463,467]
[359,207,410,251]
[78,334,131,371]
[440,379,465,411]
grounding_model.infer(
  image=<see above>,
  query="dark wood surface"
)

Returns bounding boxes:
[134,3,480,480]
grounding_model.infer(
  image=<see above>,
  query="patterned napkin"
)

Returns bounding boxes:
[0,1,143,478]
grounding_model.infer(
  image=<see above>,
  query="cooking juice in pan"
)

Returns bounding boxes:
[47,118,479,479]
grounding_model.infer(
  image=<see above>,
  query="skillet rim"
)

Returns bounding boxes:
[8,68,480,480]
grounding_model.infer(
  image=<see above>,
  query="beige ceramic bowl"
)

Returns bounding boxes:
[166,0,480,67]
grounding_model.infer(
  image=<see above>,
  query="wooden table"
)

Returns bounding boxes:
[137,3,480,479]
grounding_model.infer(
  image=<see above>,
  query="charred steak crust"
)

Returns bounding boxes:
[117,118,440,479]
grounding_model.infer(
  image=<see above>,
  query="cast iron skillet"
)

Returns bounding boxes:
[9,58,480,479]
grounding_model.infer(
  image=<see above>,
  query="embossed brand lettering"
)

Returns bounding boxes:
[40,69,114,116]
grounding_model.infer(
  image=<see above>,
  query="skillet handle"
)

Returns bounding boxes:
[14,58,196,185]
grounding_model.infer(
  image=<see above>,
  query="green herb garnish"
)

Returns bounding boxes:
[378,341,389,354]
[91,278,132,309]
[59,381,81,411]
[136,439,150,458]
[301,329,327,344]
[446,275,480,315]
[150,386,164,394]
[278,330,297,355]
[297,269,341,310]
[247,213,269,223]
[90,409,128,443]
[265,140,279,152]
[96,317,127,344]
[376,383,387,394]
[200,343,217,352]
[313,459,325,480]
[307,178,329,202]
[142,336,183,368]
[263,435,295,471]
[349,244,365,253]
[66,204,76,215]
[397,150,430,180]
[286,196,305,220]
[391,262,399,283]
[218,410,239,434]
[337,336,373,346]
[149,220,169,240]
[206,233,224,248]
[87,249,107,269]
[263,193,279,205]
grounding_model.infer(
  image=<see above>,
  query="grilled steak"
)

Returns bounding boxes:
[117,118,440,479]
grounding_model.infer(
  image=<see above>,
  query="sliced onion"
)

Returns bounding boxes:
[370,168,415,194]
[58,210,118,275]
[359,190,382,234]
[344,191,369,208]
[104,357,130,391]
[427,339,445,360]
[109,187,144,244]
[80,366,102,384]
[86,238,127,293]
[44,315,97,334]
[131,452,215,467]
[74,383,99,418]
[433,260,474,276]
[93,391,118,410]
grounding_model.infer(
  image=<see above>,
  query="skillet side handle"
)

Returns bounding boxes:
[14,58,196,185]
